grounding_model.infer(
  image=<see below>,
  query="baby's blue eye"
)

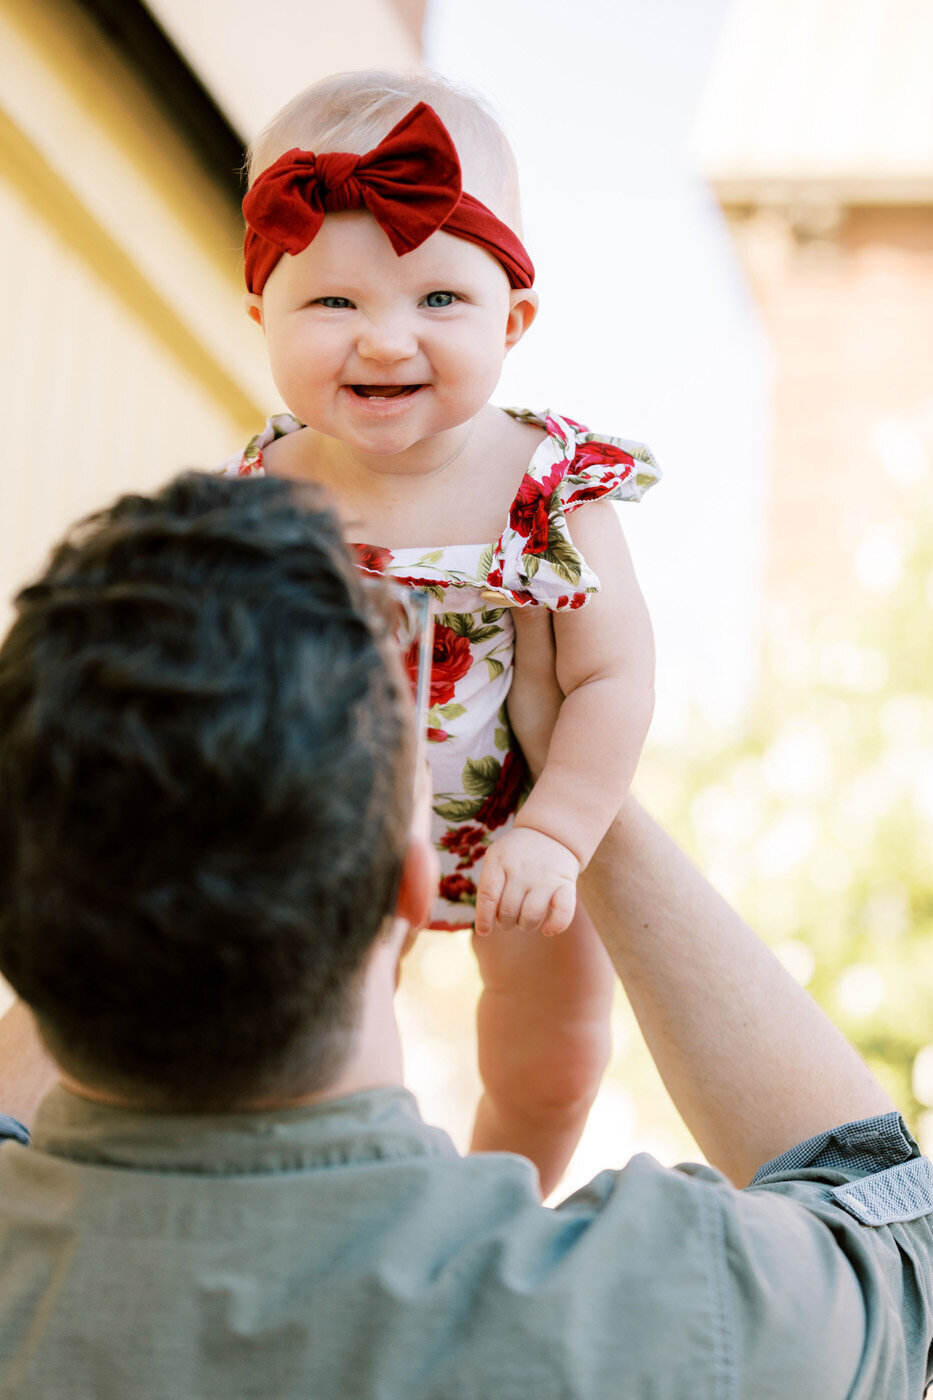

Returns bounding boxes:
[423,291,457,309]
[313,296,353,309]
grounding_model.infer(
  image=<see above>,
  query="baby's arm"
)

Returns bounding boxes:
[516,502,655,859]
[475,504,654,936]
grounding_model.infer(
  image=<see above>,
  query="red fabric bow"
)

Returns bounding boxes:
[243,102,534,293]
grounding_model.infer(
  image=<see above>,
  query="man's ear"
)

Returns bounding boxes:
[243,292,264,328]
[393,834,437,940]
[504,288,539,352]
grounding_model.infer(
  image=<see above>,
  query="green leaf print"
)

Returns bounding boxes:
[522,555,540,580]
[462,754,501,797]
[481,608,506,623]
[437,702,467,720]
[439,612,473,637]
[467,624,502,645]
[417,549,445,566]
[433,797,485,822]
[437,612,502,646]
[540,530,582,586]
[477,543,494,579]
[485,656,505,681]
[423,583,451,604]
[494,725,510,752]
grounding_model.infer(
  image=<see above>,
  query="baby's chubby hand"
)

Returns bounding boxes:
[474,827,579,938]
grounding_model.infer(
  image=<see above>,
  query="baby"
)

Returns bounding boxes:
[220,70,660,1195]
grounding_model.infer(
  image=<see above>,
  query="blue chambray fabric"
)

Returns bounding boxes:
[751,1111,917,1182]
[1,1091,932,1399]
[0,1117,28,1148]
[750,1110,933,1227]
[832,1157,933,1225]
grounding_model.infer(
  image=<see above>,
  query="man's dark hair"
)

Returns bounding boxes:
[0,473,413,1107]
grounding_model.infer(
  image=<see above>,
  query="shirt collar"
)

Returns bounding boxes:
[30,1084,458,1175]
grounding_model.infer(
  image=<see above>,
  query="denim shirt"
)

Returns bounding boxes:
[0,1087,931,1399]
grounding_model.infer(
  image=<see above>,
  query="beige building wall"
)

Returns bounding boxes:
[1,165,248,591]
[0,0,422,627]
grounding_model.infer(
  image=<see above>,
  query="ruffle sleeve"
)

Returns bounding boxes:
[483,410,661,611]
[216,409,659,614]
[215,413,304,478]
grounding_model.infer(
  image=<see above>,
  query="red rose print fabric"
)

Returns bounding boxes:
[219,409,660,928]
[353,543,394,574]
[402,622,472,708]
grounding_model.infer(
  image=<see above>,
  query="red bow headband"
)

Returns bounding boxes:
[242,102,535,294]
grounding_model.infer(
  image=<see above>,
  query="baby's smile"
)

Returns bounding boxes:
[351,385,422,399]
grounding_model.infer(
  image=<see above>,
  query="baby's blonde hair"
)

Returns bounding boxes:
[246,69,524,231]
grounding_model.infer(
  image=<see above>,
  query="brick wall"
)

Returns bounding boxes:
[724,203,933,611]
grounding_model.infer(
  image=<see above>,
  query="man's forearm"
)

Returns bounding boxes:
[0,1000,58,1128]
[581,798,894,1186]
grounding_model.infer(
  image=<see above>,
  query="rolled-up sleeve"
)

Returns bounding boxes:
[0,1116,29,1147]
[712,1112,933,1399]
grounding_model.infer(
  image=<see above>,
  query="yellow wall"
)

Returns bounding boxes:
[144,0,424,140]
[0,0,422,1016]
[0,0,278,624]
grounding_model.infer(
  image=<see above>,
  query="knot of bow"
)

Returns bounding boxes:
[243,102,462,260]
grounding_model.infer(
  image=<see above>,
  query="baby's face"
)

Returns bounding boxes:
[248,211,536,461]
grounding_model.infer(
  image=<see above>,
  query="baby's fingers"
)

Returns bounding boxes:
[474,860,505,938]
[541,883,577,938]
[515,886,554,934]
[494,876,525,931]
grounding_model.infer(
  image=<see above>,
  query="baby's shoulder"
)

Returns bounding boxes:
[475,407,547,497]
[217,413,305,478]
[258,417,315,477]
[498,408,617,480]
[494,405,549,458]
[479,410,662,612]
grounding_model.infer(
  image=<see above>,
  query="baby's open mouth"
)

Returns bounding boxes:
[350,385,421,399]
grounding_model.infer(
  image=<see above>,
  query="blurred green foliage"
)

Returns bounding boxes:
[639,467,933,1141]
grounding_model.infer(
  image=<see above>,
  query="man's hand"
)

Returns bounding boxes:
[474,827,579,938]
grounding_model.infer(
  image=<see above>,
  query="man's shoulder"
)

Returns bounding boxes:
[1,1107,924,1399]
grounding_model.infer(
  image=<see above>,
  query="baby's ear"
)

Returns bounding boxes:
[504,288,539,351]
[243,293,264,328]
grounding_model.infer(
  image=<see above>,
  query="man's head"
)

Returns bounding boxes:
[0,474,419,1109]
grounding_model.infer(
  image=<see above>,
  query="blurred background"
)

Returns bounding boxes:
[2,0,932,1195]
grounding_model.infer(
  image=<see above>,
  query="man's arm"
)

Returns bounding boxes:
[509,612,894,1186]
[0,999,59,1129]
[580,800,894,1185]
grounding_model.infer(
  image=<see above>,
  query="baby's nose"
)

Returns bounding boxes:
[357,315,418,363]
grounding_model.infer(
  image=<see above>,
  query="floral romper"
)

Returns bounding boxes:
[220,409,661,929]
